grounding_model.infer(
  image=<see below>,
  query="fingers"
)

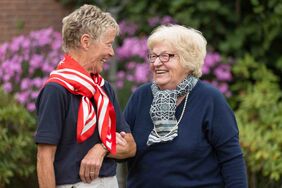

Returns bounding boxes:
[79,145,106,183]
[120,131,126,137]
[79,159,101,183]
[116,132,127,146]
[89,166,96,180]
[79,162,87,183]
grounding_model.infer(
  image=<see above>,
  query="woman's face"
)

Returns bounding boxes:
[83,28,116,74]
[150,43,189,90]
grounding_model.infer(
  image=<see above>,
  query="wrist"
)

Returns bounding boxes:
[100,143,109,156]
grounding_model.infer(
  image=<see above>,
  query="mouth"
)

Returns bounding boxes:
[155,70,168,75]
[101,59,107,64]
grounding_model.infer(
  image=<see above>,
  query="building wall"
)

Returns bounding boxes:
[0,0,71,44]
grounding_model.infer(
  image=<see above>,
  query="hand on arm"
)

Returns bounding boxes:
[108,131,136,159]
[79,143,108,183]
[37,144,57,188]
[79,131,136,183]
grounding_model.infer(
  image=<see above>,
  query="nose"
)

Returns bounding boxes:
[109,46,115,57]
[152,57,162,66]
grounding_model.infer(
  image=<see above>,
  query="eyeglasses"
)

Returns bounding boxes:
[148,53,176,63]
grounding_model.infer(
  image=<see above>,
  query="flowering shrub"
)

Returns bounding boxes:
[0,18,234,112]
[202,53,234,97]
[0,27,63,111]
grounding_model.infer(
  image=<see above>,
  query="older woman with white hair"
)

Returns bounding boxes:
[35,4,136,188]
[124,24,247,188]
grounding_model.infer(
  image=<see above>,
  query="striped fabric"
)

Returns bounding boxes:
[47,54,116,154]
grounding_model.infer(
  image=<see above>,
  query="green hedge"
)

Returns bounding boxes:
[0,88,36,187]
[232,54,282,187]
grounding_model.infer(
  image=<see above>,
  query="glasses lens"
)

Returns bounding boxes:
[160,53,170,62]
[148,54,156,63]
[148,53,174,63]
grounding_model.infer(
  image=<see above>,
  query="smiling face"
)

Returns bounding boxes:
[150,43,190,90]
[82,27,117,74]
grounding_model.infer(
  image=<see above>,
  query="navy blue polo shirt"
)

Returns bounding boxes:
[124,81,248,188]
[35,81,130,185]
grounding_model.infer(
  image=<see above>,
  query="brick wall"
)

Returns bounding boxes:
[0,0,72,44]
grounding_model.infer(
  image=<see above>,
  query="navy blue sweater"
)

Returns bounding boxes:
[124,81,247,188]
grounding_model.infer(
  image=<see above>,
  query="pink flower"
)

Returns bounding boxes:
[27,103,36,111]
[148,17,160,27]
[0,27,63,111]
[214,64,232,81]
[204,53,221,68]
[116,37,147,59]
[202,64,210,75]
[3,82,12,93]
[15,92,29,105]
[117,71,125,79]
[119,21,138,36]
[116,80,124,89]
[134,64,150,83]
[21,78,31,90]
[160,16,176,25]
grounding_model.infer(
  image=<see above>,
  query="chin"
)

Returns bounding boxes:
[95,68,103,74]
[154,78,169,85]
[155,81,176,90]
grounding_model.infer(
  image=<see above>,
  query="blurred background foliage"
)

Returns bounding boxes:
[0,0,281,187]
[0,88,36,188]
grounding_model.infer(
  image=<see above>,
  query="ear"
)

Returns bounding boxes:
[80,34,92,50]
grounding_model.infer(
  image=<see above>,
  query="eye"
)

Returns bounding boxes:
[160,53,169,58]
[149,54,157,58]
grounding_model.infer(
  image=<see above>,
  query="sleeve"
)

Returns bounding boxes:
[35,83,68,145]
[123,92,137,131]
[217,136,248,188]
[105,82,130,133]
[206,91,248,187]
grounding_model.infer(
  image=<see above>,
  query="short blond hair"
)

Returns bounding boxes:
[147,24,207,78]
[62,4,119,52]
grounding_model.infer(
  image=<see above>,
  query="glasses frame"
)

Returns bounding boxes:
[147,52,176,64]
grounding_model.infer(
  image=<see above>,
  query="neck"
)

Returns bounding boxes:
[68,50,83,63]
[176,95,185,106]
[67,50,90,73]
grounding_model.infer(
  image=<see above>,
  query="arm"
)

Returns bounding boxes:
[37,144,57,188]
[207,89,248,187]
[216,136,248,188]
[104,82,136,159]
[79,131,136,183]
[78,82,136,181]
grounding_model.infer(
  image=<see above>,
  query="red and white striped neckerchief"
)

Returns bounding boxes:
[47,54,116,154]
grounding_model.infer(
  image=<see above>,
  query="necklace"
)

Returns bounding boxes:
[153,92,189,138]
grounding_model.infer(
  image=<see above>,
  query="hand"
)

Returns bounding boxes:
[108,132,136,159]
[79,144,107,183]
[116,131,127,146]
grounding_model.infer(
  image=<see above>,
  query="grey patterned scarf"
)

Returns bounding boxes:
[147,76,198,146]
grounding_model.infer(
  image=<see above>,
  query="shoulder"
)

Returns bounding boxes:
[132,82,152,97]
[103,80,112,89]
[37,82,71,106]
[41,82,69,94]
[103,80,115,96]
[195,80,222,95]
[125,82,152,107]
[193,80,226,102]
